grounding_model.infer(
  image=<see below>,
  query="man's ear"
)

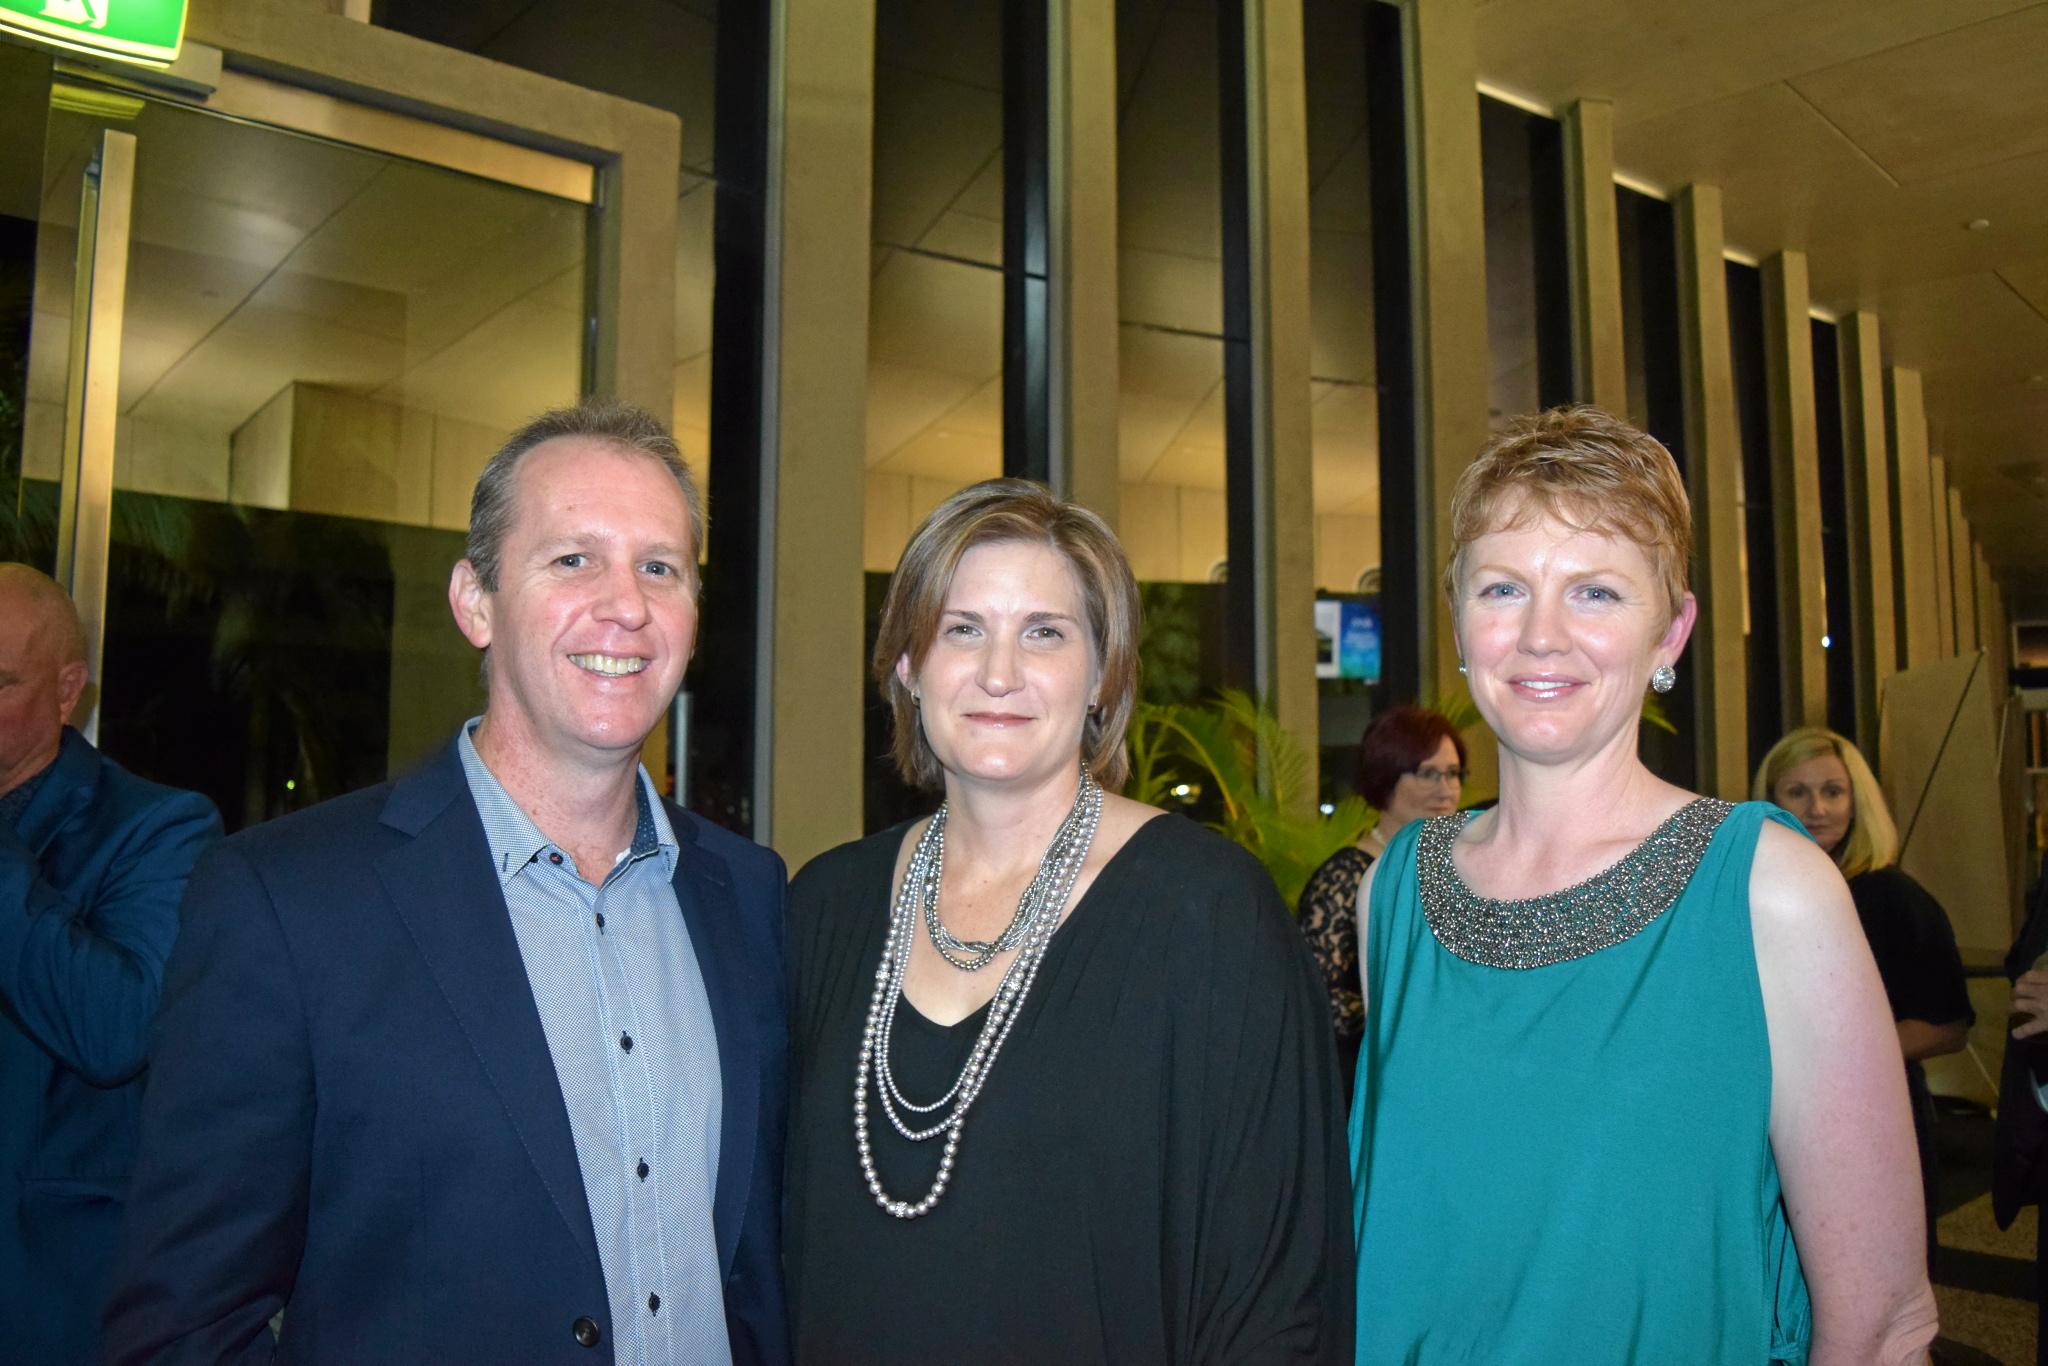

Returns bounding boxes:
[55,660,88,725]
[449,560,493,650]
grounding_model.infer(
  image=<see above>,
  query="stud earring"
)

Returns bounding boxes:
[911,691,922,706]
[1456,662,1468,676]
[1650,665,1676,694]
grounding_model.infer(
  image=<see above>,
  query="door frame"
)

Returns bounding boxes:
[33,3,680,750]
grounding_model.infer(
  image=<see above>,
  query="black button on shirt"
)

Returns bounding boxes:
[619,1033,634,1053]
[572,1316,602,1348]
[548,851,564,865]
[637,1160,650,1180]
[648,1294,661,1315]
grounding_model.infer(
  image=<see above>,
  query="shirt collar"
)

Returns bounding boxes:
[457,719,678,886]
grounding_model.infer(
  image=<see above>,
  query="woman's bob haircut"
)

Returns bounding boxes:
[1444,405,1693,624]
[1752,725,1900,880]
[873,478,1140,791]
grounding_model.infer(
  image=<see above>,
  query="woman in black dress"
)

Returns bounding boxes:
[1296,705,1464,1105]
[1756,725,1974,1270]
[784,479,1351,1364]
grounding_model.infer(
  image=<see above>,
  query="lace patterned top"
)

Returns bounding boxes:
[1298,845,1375,1042]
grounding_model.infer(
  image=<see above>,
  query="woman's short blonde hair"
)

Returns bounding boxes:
[1444,406,1693,622]
[1752,725,1900,879]
[873,478,1140,791]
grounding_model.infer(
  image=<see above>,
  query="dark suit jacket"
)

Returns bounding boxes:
[102,738,790,1365]
[0,727,220,1365]
[1995,852,2048,1229]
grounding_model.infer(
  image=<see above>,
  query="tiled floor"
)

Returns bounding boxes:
[1933,1102,2037,1365]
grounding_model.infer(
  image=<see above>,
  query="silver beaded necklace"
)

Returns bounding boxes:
[1417,797,1733,969]
[854,764,1104,1219]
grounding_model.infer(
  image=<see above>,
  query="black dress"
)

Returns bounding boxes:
[1846,863,1974,1270]
[785,814,1354,1365]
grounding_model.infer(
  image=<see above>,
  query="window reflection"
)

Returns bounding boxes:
[24,96,586,830]
[1305,0,1387,805]
[1726,259,1780,774]
[864,0,1005,575]
[1480,97,1570,426]
[1616,185,1695,788]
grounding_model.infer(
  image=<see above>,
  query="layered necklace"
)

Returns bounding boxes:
[854,764,1104,1219]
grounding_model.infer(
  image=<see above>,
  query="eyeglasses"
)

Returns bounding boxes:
[1409,766,1467,785]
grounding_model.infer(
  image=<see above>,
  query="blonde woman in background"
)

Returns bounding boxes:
[1757,726,1974,1274]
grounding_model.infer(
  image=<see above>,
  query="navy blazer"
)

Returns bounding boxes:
[0,728,220,1365]
[103,738,790,1365]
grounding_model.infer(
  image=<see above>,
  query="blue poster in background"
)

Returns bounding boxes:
[1314,598,1381,682]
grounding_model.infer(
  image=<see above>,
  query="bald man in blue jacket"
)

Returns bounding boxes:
[0,564,221,1364]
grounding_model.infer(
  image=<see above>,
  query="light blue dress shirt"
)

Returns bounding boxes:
[458,723,729,1365]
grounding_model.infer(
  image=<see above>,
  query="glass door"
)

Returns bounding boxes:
[11,58,595,831]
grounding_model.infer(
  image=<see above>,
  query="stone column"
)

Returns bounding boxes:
[1674,185,1747,799]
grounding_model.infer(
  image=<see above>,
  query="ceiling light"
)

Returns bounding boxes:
[1967,218,1992,231]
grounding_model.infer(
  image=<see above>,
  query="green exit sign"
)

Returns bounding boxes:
[0,0,186,68]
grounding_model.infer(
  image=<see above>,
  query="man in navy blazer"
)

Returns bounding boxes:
[104,403,790,1364]
[0,565,220,1365]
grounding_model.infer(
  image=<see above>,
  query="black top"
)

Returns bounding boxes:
[1298,845,1373,1042]
[1847,865,1974,1028]
[1297,845,1374,1109]
[785,814,1354,1365]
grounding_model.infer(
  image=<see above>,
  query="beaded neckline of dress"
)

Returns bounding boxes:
[1416,797,1735,970]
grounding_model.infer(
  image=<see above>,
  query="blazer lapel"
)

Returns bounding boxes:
[375,745,599,1259]
[17,729,98,855]
[668,816,756,1278]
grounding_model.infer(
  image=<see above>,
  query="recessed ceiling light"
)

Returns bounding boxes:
[1967,218,1992,231]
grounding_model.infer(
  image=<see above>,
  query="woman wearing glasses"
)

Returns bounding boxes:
[1298,706,1465,1104]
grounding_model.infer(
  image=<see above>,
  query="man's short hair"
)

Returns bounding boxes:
[465,401,704,592]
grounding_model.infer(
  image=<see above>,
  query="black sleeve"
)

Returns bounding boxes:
[1853,867,1975,1028]
[1159,836,1356,1365]
[1296,850,1368,1042]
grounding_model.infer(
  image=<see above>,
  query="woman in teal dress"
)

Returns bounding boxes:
[1349,407,1937,1365]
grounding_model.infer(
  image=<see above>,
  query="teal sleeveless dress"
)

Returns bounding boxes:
[1350,800,1812,1364]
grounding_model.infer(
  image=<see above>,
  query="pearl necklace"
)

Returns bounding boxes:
[854,766,1103,1219]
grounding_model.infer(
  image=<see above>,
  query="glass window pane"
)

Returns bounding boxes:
[56,97,587,830]
[862,0,1009,832]
[1811,318,1855,737]
[1305,0,1387,804]
[864,0,1005,576]
[373,0,732,823]
[1480,96,1570,426]
[1726,258,1780,774]
[1,42,52,568]
[1116,0,1229,722]
[1615,185,1695,788]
